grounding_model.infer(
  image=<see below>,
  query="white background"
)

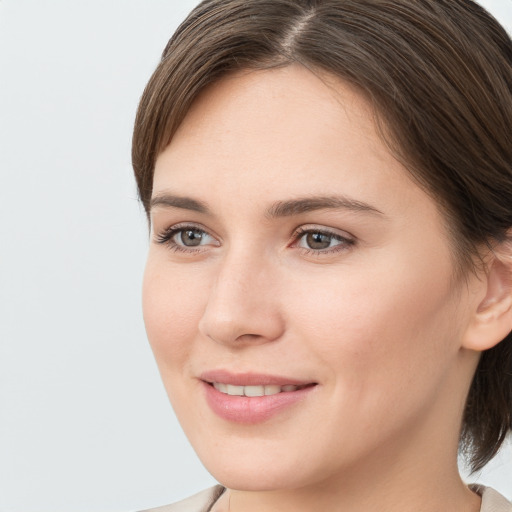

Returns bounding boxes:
[0,1,511,511]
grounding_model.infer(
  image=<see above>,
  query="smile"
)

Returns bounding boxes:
[211,382,310,397]
[202,375,318,423]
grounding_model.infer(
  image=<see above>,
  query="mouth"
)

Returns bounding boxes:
[208,382,314,397]
[200,371,318,423]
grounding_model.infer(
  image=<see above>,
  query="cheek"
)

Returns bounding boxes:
[142,260,207,370]
[278,255,465,459]
[285,252,462,391]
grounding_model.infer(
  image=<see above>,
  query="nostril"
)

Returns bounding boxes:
[235,333,261,342]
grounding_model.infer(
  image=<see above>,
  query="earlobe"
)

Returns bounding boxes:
[462,243,512,352]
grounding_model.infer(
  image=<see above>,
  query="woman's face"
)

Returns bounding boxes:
[144,65,480,491]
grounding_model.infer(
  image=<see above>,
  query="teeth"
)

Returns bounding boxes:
[226,384,244,396]
[212,383,301,396]
[214,382,227,393]
[244,385,265,397]
[264,385,281,396]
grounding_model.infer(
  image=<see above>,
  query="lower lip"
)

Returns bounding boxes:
[202,382,316,424]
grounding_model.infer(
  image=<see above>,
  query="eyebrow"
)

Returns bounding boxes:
[150,194,210,214]
[150,193,384,218]
[266,196,384,218]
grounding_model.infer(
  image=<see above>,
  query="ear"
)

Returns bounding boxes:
[462,240,512,351]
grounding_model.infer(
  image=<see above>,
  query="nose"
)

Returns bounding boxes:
[198,250,285,346]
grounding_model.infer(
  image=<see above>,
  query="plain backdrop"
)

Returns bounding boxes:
[0,1,511,511]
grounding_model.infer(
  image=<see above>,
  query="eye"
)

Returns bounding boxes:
[174,228,212,247]
[294,228,355,253]
[155,224,218,251]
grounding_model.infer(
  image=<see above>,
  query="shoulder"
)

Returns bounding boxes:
[471,485,512,512]
[139,485,226,512]
[139,484,512,512]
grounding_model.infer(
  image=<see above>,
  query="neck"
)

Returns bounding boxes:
[220,454,480,512]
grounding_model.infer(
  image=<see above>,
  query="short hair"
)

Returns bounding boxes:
[132,0,512,471]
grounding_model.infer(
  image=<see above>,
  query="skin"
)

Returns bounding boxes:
[142,65,497,511]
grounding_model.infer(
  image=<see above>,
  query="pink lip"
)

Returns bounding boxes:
[200,370,317,424]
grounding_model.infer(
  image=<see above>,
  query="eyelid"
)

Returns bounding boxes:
[291,225,356,254]
[153,222,355,256]
[154,222,220,250]
[293,224,355,241]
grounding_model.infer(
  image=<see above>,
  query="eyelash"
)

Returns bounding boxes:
[292,227,356,256]
[154,223,215,253]
[154,224,356,256]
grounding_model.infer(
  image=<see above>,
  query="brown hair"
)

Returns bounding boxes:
[132,0,512,471]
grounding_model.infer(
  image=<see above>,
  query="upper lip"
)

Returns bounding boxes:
[200,370,316,387]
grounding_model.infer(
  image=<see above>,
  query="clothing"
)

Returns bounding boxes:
[140,484,512,512]
[140,486,225,512]
[471,485,512,512]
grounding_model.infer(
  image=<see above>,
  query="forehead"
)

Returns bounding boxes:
[153,65,420,215]
[165,65,380,161]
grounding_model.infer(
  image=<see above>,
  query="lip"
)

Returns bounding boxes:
[200,370,317,424]
[200,370,314,387]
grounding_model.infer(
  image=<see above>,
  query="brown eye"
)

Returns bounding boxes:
[295,228,354,253]
[305,232,333,250]
[175,229,207,247]
[155,224,219,251]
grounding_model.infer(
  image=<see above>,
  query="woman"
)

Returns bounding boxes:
[132,0,512,510]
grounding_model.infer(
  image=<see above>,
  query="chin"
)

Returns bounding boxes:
[212,468,304,492]
[195,441,325,492]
